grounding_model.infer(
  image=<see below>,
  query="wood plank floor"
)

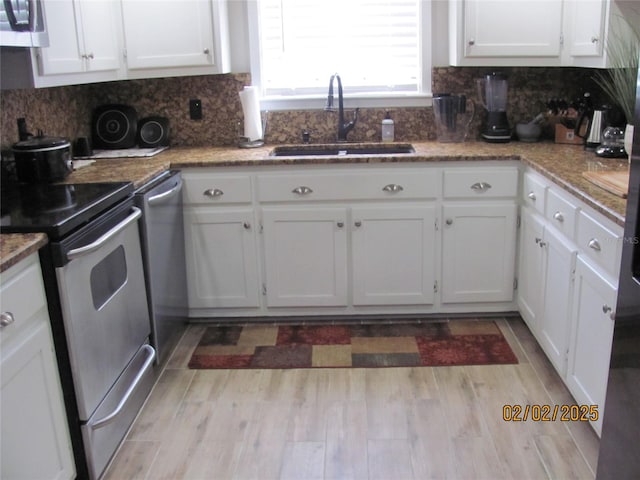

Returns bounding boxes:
[104,317,599,480]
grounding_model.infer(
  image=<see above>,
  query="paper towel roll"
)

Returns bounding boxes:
[239,86,263,141]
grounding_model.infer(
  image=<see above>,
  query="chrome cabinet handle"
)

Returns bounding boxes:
[382,184,404,193]
[204,48,210,54]
[203,188,224,198]
[0,312,15,328]
[337,222,344,228]
[243,222,251,230]
[602,304,612,314]
[354,221,362,227]
[538,240,547,248]
[445,218,453,226]
[470,182,492,191]
[553,212,564,223]
[535,237,542,244]
[67,207,142,260]
[468,39,475,46]
[591,36,599,43]
[527,192,537,201]
[292,186,313,195]
[90,345,156,430]
[588,238,602,252]
[87,52,94,59]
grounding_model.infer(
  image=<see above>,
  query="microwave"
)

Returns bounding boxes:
[0,0,48,47]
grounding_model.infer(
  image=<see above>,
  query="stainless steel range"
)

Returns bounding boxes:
[1,182,156,479]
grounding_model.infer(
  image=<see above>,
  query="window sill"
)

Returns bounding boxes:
[259,93,434,111]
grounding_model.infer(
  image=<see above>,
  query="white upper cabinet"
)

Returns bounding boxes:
[563,0,606,60]
[122,0,230,78]
[449,0,631,67]
[450,0,563,66]
[33,0,123,86]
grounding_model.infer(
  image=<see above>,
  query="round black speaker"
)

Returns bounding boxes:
[138,117,170,148]
[92,105,138,149]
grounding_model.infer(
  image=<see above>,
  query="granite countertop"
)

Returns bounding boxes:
[0,233,48,273]
[1,140,629,272]
[158,140,628,225]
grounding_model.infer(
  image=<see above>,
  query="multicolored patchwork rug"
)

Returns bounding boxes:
[188,319,519,369]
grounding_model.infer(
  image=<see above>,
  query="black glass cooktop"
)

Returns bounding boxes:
[1,182,133,239]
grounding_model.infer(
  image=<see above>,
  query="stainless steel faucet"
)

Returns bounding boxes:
[325,74,359,142]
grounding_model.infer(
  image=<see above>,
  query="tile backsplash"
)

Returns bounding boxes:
[0,67,605,150]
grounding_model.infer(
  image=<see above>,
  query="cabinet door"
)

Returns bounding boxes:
[463,0,562,57]
[563,0,605,58]
[441,203,517,303]
[351,205,436,306]
[262,207,348,307]
[1,317,75,480]
[517,209,546,330]
[122,0,215,69]
[183,208,260,308]
[37,0,84,74]
[539,226,578,376]
[567,256,616,436]
[76,0,121,71]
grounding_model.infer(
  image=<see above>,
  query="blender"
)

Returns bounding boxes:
[477,73,511,142]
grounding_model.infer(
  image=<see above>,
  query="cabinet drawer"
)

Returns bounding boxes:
[576,211,622,275]
[522,171,547,214]
[545,188,578,239]
[257,171,439,202]
[0,255,47,342]
[443,168,518,198]
[182,174,252,205]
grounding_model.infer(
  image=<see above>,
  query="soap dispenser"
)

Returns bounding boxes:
[381,111,394,142]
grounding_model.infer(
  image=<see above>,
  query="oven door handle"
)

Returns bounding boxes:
[147,179,183,206]
[67,207,142,260]
[89,344,156,430]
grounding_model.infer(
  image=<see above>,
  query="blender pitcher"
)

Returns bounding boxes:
[432,94,475,143]
[477,73,511,142]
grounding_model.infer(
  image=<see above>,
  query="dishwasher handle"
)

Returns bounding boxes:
[89,344,156,430]
[67,207,142,260]
[148,179,183,206]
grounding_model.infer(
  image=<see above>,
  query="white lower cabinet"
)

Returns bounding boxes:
[441,203,517,303]
[519,168,622,436]
[351,205,436,306]
[566,255,617,436]
[1,253,75,480]
[539,226,578,375]
[262,207,348,307]
[183,207,260,308]
[517,209,546,329]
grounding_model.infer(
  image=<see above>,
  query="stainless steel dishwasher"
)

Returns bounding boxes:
[134,170,188,365]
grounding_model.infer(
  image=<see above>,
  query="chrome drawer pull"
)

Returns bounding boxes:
[243,222,251,230]
[588,238,602,252]
[337,222,344,228]
[0,312,15,328]
[292,186,313,195]
[382,184,404,193]
[203,188,224,198]
[602,304,612,314]
[354,221,362,227]
[527,192,537,201]
[470,182,492,191]
[553,212,564,222]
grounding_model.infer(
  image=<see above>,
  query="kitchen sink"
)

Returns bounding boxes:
[269,143,415,157]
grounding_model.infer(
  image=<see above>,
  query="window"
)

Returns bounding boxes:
[248,0,431,109]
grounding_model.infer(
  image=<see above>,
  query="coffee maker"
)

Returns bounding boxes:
[477,73,511,142]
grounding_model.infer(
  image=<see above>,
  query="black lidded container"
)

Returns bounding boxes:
[12,134,72,183]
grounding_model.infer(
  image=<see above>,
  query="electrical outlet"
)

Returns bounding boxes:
[189,99,202,120]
